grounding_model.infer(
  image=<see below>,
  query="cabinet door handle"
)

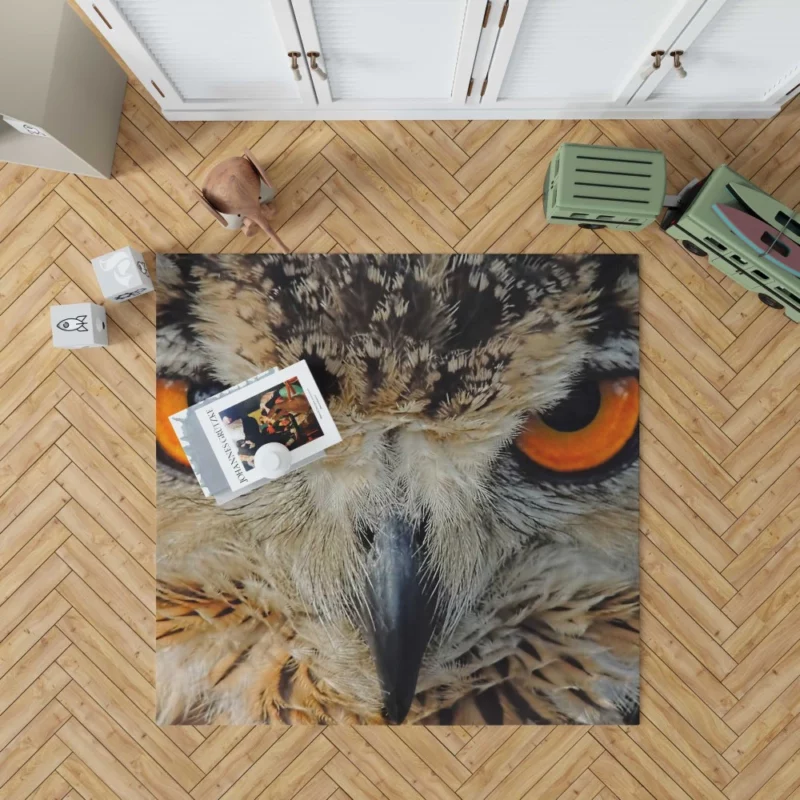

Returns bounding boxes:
[307,52,328,81]
[670,50,687,79]
[288,51,302,81]
[640,50,665,80]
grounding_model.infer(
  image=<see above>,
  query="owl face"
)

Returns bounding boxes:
[156,253,639,725]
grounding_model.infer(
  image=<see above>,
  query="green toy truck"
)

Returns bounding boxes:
[543,142,800,323]
[543,143,667,231]
[660,164,800,323]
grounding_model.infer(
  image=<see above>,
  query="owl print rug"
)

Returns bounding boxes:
[155,253,640,726]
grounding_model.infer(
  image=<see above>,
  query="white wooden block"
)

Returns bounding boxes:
[91,246,154,302]
[50,303,107,348]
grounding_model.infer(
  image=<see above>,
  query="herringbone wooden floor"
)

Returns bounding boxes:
[2,58,800,798]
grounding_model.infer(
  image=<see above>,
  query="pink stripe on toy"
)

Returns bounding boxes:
[713,204,800,277]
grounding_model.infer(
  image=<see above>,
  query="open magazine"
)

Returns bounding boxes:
[169,360,341,504]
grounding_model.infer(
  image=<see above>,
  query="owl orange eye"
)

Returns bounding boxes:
[156,378,191,468]
[515,377,639,472]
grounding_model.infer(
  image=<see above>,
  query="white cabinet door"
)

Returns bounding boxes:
[478,0,707,109]
[290,0,486,108]
[633,0,800,109]
[75,0,316,112]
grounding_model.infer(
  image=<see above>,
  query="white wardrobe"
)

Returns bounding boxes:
[77,0,800,120]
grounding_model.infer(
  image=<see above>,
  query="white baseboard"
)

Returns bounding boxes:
[163,103,780,122]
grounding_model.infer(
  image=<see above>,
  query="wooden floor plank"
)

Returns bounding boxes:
[57,495,153,600]
[483,729,588,800]
[0,227,68,316]
[640,355,736,463]
[454,121,506,155]
[0,170,65,243]
[640,428,736,534]
[55,390,154,499]
[57,645,203,790]
[591,727,694,800]
[211,727,323,800]
[0,263,70,346]
[641,574,738,684]
[189,728,286,800]
[321,174,412,252]
[55,175,147,254]
[400,121,469,174]
[111,148,203,249]
[0,485,70,580]
[0,698,71,790]
[640,537,736,644]
[631,120,711,182]
[724,542,800,653]
[363,120,469,210]
[391,728,472,790]
[0,590,70,685]
[121,86,202,176]
[640,500,735,608]
[0,192,69,278]
[724,678,800,773]
[57,681,192,800]
[666,119,735,170]
[323,752,387,800]
[729,96,800,179]
[456,728,549,800]
[0,445,68,533]
[722,388,800,479]
[454,121,539,192]
[265,122,336,190]
[0,162,36,206]
[187,122,237,158]
[640,392,735,500]
[454,119,577,231]
[0,733,71,800]
[56,717,157,800]
[56,595,144,696]
[116,115,201,212]
[639,679,737,790]
[323,133,456,251]
[55,463,154,571]
[56,537,153,655]
[590,752,656,800]
[356,728,460,800]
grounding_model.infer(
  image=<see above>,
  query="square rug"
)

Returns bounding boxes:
[155,253,640,726]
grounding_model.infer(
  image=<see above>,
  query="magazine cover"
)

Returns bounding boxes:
[170,360,341,503]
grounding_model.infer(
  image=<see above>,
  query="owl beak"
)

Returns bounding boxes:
[361,514,435,725]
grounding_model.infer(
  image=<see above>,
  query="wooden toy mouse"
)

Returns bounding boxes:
[197,148,288,252]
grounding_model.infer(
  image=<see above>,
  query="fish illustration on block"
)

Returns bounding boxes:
[56,315,89,332]
[713,204,800,277]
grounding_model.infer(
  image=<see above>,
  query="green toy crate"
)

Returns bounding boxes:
[661,164,800,323]
[543,143,667,231]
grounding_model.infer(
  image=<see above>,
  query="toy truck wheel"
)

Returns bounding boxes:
[578,223,606,230]
[682,240,707,257]
[758,293,784,310]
